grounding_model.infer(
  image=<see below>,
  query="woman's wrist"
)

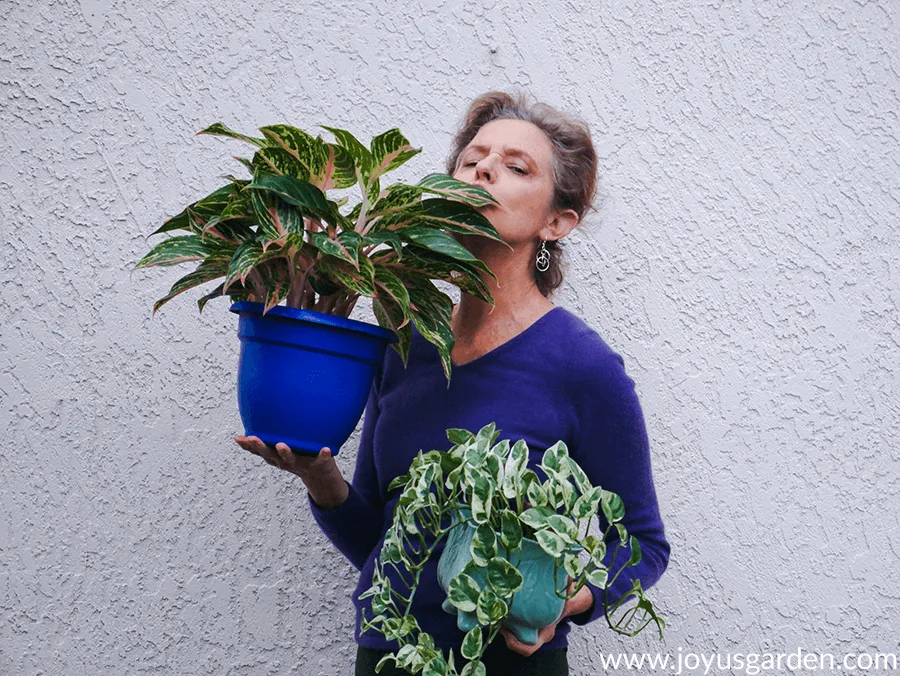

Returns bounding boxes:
[307,477,349,510]
[564,585,594,619]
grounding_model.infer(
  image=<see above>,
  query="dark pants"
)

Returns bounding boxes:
[355,642,568,676]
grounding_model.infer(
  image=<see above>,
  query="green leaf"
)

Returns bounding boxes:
[601,490,625,524]
[134,234,226,269]
[519,506,553,531]
[310,231,360,269]
[627,535,642,566]
[422,655,448,676]
[535,529,566,558]
[374,653,397,674]
[258,124,332,189]
[541,441,568,472]
[546,514,579,543]
[363,228,405,258]
[369,127,422,180]
[248,188,301,246]
[572,486,604,520]
[387,473,411,492]
[475,588,507,625]
[526,479,548,507]
[471,476,493,525]
[499,510,522,551]
[399,225,493,273]
[319,124,375,178]
[373,294,411,364]
[563,553,584,578]
[461,626,482,660]
[471,523,496,567]
[486,556,524,597]
[460,660,486,676]
[447,428,476,445]
[416,173,501,208]
[196,122,267,148]
[196,281,252,312]
[587,567,609,588]
[151,257,229,316]
[246,173,337,222]
[320,140,357,191]
[566,457,593,494]
[584,535,607,567]
[372,266,410,315]
[447,573,481,613]
[366,184,424,221]
[251,145,312,182]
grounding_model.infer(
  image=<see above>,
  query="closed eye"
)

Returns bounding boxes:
[463,161,528,175]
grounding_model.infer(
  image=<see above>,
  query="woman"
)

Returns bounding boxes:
[235,90,670,676]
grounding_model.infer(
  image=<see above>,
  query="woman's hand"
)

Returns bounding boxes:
[234,435,348,509]
[499,578,594,657]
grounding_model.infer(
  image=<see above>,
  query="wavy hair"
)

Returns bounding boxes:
[445,90,599,298]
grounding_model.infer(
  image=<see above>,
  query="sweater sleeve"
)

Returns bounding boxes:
[563,342,671,627]
[307,371,387,571]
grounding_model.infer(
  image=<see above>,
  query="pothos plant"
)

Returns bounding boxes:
[359,423,665,676]
[132,122,509,382]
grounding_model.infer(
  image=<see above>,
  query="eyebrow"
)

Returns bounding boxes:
[462,144,538,169]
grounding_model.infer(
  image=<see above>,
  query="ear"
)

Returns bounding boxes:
[540,208,579,242]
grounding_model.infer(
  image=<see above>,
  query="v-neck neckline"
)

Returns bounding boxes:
[447,306,563,369]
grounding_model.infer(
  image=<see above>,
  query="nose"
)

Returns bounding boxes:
[474,152,501,182]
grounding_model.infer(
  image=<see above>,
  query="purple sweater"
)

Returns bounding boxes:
[308,305,670,652]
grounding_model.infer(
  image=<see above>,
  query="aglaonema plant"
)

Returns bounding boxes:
[358,423,665,676]
[132,122,509,383]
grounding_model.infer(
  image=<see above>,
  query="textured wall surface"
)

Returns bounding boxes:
[2,0,899,674]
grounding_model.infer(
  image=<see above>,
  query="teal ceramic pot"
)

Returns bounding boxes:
[436,507,570,645]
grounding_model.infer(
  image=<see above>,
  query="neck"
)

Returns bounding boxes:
[452,243,551,341]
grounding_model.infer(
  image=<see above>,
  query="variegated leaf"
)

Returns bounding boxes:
[319,125,375,178]
[316,254,375,297]
[363,228,405,258]
[134,234,228,269]
[197,281,252,312]
[412,199,506,243]
[196,122,267,148]
[372,266,410,317]
[310,231,359,269]
[416,173,500,207]
[151,184,236,236]
[258,124,331,189]
[320,141,357,191]
[151,258,229,316]
[383,244,494,303]
[248,189,301,249]
[369,128,422,180]
[372,294,412,365]
[366,184,423,221]
[398,226,492,273]
[251,146,311,181]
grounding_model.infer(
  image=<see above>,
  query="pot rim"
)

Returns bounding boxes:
[229,301,398,343]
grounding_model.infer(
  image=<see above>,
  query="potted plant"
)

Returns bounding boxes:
[132,122,507,454]
[359,422,665,676]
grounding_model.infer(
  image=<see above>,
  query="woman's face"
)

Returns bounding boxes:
[451,118,557,249]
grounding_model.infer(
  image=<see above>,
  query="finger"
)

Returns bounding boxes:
[275,443,295,465]
[499,629,531,656]
[235,437,258,455]
[250,437,281,467]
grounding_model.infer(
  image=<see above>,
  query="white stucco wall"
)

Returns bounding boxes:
[2,0,898,674]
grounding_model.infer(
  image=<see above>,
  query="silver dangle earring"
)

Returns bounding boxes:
[535,239,550,272]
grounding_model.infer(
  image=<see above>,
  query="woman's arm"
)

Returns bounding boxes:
[564,343,671,626]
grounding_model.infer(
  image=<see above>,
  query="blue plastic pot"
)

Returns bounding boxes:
[436,507,571,645]
[229,301,397,456]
